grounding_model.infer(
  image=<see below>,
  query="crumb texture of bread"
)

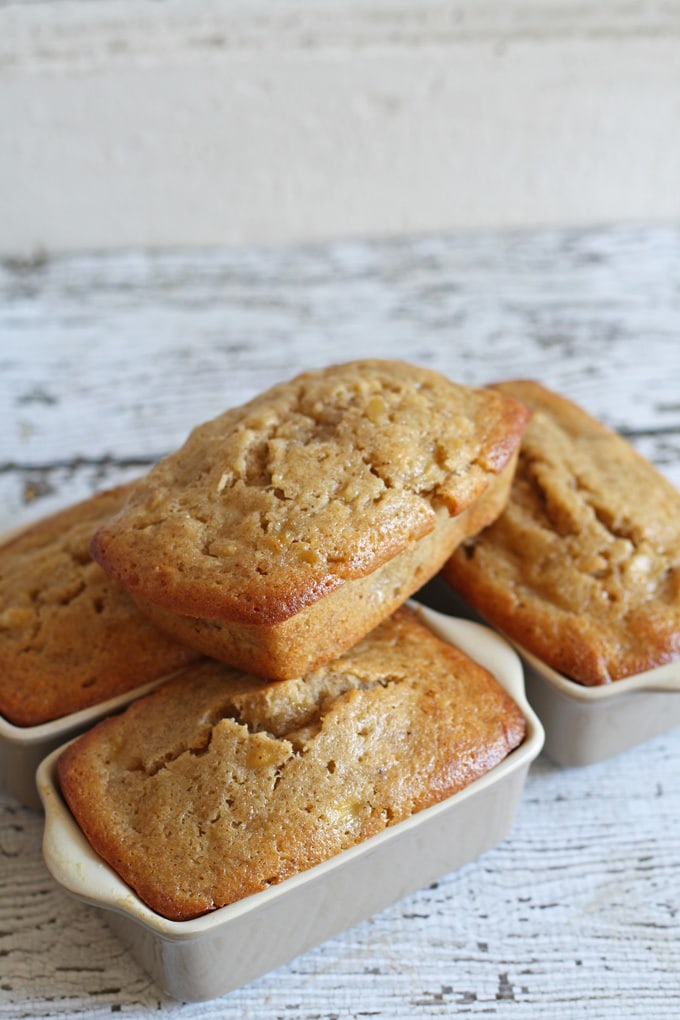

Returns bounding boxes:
[90,360,530,628]
[0,486,201,726]
[57,606,526,921]
[444,380,680,685]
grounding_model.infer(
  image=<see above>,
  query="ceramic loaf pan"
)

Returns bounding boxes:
[0,680,167,810]
[38,604,544,1002]
[520,649,680,767]
[419,578,680,767]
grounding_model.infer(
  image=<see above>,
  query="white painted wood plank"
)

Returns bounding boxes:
[2,222,679,531]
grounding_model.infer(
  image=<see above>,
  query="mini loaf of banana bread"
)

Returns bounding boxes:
[444,380,680,685]
[90,360,530,679]
[57,605,526,921]
[0,485,201,726]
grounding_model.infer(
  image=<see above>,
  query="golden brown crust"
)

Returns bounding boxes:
[444,380,680,685]
[57,606,526,921]
[0,486,201,726]
[90,360,530,628]
[128,452,522,679]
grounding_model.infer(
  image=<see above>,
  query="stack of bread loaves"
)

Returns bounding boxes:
[4,359,540,920]
[9,360,680,923]
[47,360,533,919]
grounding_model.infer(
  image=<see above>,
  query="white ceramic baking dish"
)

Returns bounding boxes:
[37,604,543,1002]
[0,678,168,810]
[418,577,680,767]
[0,517,185,810]
[519,648,680,767]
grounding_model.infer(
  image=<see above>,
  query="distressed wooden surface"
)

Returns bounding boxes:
[1,222,680,1017]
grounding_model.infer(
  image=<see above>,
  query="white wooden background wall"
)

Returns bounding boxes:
[2,0,680,257]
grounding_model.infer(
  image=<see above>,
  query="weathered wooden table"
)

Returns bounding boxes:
[1,223,679,1018]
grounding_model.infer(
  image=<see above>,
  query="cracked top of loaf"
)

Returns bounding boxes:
[90,360,530,626]
[444,380,680,685]
[57,605,526,920]
[0,485,200,726]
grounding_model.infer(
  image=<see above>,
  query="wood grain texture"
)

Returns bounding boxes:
[1,222,680,1017]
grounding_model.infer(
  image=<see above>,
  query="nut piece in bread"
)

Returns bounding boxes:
[57,605,526,921]
[0,485,201,726]
[90,360,530,679]
[444,380,680,685]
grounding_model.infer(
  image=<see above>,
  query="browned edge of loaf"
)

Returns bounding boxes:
[89,361,532,631]
[56,605,527,921]
[443,379,680,686]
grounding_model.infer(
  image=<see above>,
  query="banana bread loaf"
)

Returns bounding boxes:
[90,360,530,679]
[0,485,200,726]
[57,605,526,921]
[443,380,680,685]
